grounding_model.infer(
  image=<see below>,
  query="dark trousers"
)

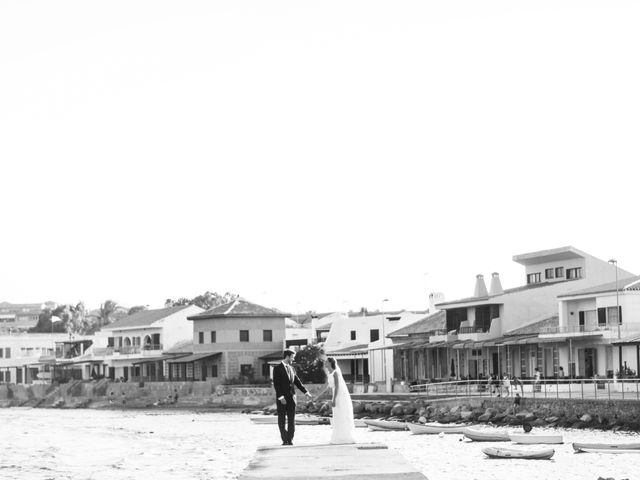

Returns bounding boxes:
[276,397,296,443]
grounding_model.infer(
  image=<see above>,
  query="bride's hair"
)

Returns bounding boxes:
[326,357,336,370]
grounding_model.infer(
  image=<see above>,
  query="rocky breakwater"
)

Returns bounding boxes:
[273,397,640,432]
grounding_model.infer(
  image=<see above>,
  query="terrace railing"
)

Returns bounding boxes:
[408,377,640,401]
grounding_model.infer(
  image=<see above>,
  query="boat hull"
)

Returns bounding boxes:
[363,419,407,431]
[573,442,640,453]
[250,415,326,425]
[483,447,555,460]
[408,422,468,435]
[509,433,563,444]
[463,428,510,442]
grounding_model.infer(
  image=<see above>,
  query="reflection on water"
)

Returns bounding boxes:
[1,408,639,480]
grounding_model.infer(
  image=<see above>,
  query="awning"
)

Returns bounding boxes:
[259,351,283,361]
[499,335,538,345]
[425,341,445,349]
[132,354,179,365]
[517,336,567,345]
[612,333,640,345]
[453,341,473,350]
[166,352,221,364]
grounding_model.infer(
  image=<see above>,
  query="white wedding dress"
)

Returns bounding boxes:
[328,367,357,444]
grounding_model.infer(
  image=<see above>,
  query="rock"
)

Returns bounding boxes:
[418,407,427,416]
[571,421,586,429]
[477,413,492,422]
[391,404,404,416]
[544,416,558,424]
[418,416,427,424]
[579,414,592,423]
[460,411,473,421]
[449,405,461,414]
[485,407,498,416]
[403,405,416,415]
[353,402,364,414]
[382,403,393,414]
[530,419,547,427]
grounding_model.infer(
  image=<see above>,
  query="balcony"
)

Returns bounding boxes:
[539,322,640,338]
[429,329,457,343]
[92,344,163,357]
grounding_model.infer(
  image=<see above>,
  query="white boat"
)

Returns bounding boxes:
[407,422,468,435]
[483,446,555,460]
[354,419,368,428]
[363,419,408,431]
[509,433,563,445]
[463,427,511,442]
[573,442,640,453]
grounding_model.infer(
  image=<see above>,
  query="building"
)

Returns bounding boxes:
[323,310,429,390]
[0,333,67,383]
[92,305,203,381]
[186,298,289,384]
[0,302,54,332]
[546,274,640,379]
[405,246,635,381]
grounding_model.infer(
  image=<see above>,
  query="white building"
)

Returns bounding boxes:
[92,305,203,381]
[0,333,67,383]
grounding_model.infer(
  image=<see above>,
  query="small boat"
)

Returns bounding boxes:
[463,427,511,442]
[483,446,555,460]
[407,422,468,435]
[573,442,640,453]
[354,419,368,428]
[509,433,563,445]
[363,419,408,431]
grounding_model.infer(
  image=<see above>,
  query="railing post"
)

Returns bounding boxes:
[555,379,559,399]
[581,380,584,400]
[594,379,597,399]
[607,380,611,401]
[568,378,572,399]
[622,379,625,400]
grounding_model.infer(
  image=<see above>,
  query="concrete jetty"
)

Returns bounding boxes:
[239,443,428,480]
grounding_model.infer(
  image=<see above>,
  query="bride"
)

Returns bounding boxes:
[321,357,357,444]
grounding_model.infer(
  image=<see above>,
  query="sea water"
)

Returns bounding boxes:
[1,408,639,480]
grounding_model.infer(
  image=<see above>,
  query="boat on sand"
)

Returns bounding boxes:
[573,442,640,453]
[363,419,408,431]
[509,433,563,444]
[463,427,510,442]
[483,446,555,460]
[250,415,328,425]
[407,422,468,435]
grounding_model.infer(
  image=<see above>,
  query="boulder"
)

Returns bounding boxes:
[403,405,416,415]
[579,414,593,423]
[382,403,394,414]
[544,416,558,424]
[571,421,586,429]
[353,402,365,414]
[418,416,427,424]
[365,403,375,412]
[449,405,461,414]
[391,404,405,416]
[418,407,427,417]
[460,411,474,421]
[530,418,547,427]
[477,413,492,422]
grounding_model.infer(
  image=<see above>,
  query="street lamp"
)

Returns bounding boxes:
[381,299,389,391]
[608,259,620,339]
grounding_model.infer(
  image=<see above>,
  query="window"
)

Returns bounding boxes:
[566,267,582,280]
[607,306,622,325]
[527,273,541,284]
[240,364,253,377]
[263,330,273,342]
[370,329,380,342]
[597,307,606,326]
[545,268,554,280]
[4,348,10,359]
[198,332,204,344]
[211,365,218,378]
[240,330,249,342]
[555,267,564,278]
[0,348,3,358]
[350,330,356,340]
[262,363,270,378]
[211,331,216,343]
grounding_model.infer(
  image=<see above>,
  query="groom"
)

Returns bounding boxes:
[272,349,311,445]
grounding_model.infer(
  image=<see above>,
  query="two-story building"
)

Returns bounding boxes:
[185,298,288,384]
[541,274,640,379]
[426,246,635,381]
[0,333,66,384]
[0,302,54,332]
[92,305,203,381]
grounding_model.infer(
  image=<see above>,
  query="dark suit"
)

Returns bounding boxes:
[273,362,308,444]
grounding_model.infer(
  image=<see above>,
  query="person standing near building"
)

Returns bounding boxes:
[272,349,312,445]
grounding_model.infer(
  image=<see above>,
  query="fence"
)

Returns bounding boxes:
[408,378,640,401]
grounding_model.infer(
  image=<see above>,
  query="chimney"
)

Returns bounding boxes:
[429,292,445,312]
[474,274,488,297]
[489,272,504,296]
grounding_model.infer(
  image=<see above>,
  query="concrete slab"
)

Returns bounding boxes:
[239,443,428,480]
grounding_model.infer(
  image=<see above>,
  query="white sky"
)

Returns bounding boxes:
[1,1,639,315]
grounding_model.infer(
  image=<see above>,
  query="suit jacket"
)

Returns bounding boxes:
[273,362,307,402]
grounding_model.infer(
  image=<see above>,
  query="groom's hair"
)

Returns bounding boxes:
[283,349,296,359]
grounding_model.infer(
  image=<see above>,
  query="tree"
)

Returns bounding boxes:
[128,305,148,315]
[165,291,239,310]
[293,344,326,384]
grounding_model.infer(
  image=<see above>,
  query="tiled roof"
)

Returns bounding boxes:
[505,315,559,336]
[104,305,192,330]
[388,311,446,337]
[188,298,289,320]
[557,275,640,298]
